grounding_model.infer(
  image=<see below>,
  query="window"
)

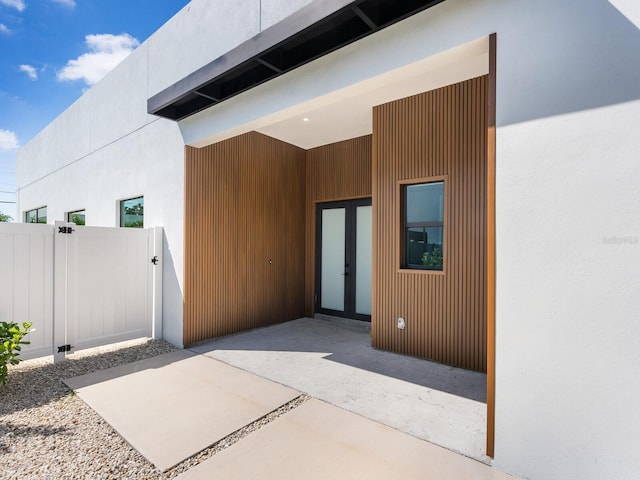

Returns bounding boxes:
[403,181,444,270]
[120,196,144,228]
[67,210,86,225]
[25,206,47,224]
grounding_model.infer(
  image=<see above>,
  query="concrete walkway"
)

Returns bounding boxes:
[191,316,488,462]
[66,316,515,478]
[65,350,298,471]
[177,398,513,480]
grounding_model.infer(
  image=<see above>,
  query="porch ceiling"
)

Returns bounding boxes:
[185,36,489,150]
[256,37,489,149]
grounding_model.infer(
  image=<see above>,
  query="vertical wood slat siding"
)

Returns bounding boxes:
[184,132,306,346]
[304,136,372,315]
[372,76,488,372]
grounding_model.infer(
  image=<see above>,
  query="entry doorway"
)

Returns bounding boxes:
[315,198,372,321]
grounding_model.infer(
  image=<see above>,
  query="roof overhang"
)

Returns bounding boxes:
[148,0,445,120]
[180,35,489,150]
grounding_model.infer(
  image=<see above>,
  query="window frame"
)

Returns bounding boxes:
[398,176,447,274]
[66,209,86,225]
[24,206,47,224]
[119,196,144,228]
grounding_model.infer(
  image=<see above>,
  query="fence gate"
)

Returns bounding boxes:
[0,222,162,362]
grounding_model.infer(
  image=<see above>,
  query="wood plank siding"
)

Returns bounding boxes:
[183,77,488,374]
[372,76,488,372]
[304,136,372,315]
[183,132,306,345]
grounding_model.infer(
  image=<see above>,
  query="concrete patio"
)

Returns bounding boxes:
[191,316,488,462]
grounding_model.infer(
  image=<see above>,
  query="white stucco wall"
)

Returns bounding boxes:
[146,0,312,97]
[17,0,317,348]
[18,117,186,346]
[16,0,640,478]
[17,39,188,347]
[490,2,640,479]
[179,1,640,479]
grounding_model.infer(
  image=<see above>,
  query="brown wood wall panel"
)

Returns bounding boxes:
[372,76,488,372]
[184,132,306,346]
[304,136,372,315]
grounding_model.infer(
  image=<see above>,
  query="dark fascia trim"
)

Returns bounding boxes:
[148,0,445,121]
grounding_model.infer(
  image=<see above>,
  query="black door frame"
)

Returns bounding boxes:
[315,197,372,322]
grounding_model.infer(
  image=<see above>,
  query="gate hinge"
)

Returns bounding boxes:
[151,256,159,265]
[57,344,73,353]
[58,226,74,234]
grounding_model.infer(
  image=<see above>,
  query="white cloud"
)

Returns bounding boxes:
[51,0,75,8]
[19,64,37,80]
[0,130,19,151]
[0,0,26,12]
[57,33,139,86]
[0,23,12,35]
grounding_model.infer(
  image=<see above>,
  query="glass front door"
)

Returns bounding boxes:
[316,198,372,321]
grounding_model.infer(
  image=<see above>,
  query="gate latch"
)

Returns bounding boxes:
[151,256,159,265]
[57,344,73,353]
[58,226,74,234]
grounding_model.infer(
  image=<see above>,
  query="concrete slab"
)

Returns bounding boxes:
[191,317,488,461]
[64,350,299,471]
[176,399,514,480]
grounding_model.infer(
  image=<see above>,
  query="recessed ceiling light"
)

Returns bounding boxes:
[303,117,310,122]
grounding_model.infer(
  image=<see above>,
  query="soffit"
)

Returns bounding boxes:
[256,38,488,149]
[148,0,446,120]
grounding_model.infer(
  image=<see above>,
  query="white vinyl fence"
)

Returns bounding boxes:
[0,222,162,362]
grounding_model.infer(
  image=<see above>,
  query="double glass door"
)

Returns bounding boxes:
[315,198,372,321]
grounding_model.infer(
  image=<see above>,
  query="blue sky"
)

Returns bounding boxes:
[0,0,189,220]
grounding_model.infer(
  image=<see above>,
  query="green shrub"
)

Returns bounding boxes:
[0,321,32,385]
[70,214,85,226]
[421,246,443,268]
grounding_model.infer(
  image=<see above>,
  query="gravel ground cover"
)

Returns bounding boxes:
[1,339,308,479]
